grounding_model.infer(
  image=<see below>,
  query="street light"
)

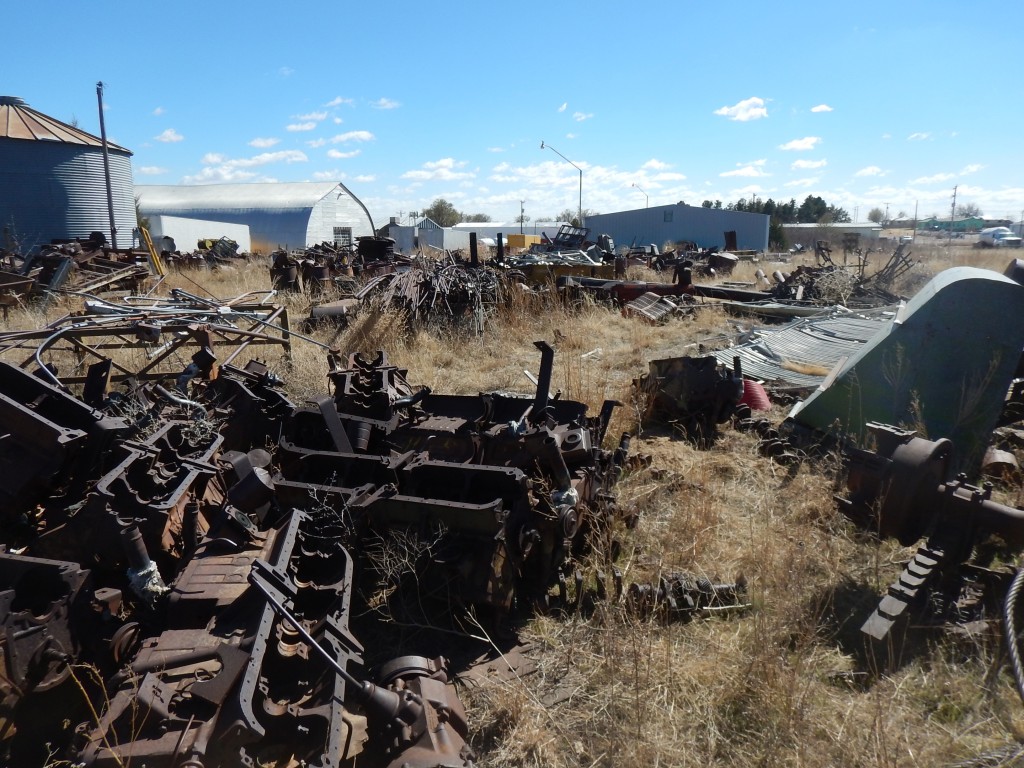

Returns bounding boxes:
[631,182,648,208]
[540,140,582,225]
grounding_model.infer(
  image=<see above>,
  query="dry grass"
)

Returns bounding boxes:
[5,247,1024,767]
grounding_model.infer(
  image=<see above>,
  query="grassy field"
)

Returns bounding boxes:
[4,241,1023,767]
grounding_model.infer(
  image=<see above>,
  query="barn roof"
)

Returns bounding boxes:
[137,182,350,211]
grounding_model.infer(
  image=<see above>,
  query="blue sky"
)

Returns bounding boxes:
[7,0,1024,225]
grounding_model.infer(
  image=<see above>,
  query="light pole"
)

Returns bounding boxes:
[540,140,582,225]
[519,200,525,234]
[631,182,648,208]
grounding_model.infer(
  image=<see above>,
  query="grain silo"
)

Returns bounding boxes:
[0,96,136,253]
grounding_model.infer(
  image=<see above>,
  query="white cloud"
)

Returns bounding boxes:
[286,122,317,132]
[910,172,956,184]
[371,97,400,109]
[785,177,820,187]
[713,97,767,122]
[778,136,821,151]
[279,66,295,77]
[907,132,930,141]
[487,147,505,153]
[325,96,353,107]
[961,163,984,175]
[642,159,670,170]
[152,106,165,116]
[137,166,167,175]
[232,150,307,168]
[312,170,339,180]
[558,102,567,112]
[185,149,307,184]
[327,148,361,159]
[155,128,184,143]
[295,110,327,121]
[307,138,327,148]
[881,133,892,140]
[354,174,376,183]
[720,162,768,178]
[330,130,374,143]
[401,157,474,181]
[792,159,827,170]
[652,172,686,181]
[854,165,884,177]
[249,137,280,148]
[810,104,833,113]
[333,117,343,124]
[565,132,577,139]
[573,111,594,122]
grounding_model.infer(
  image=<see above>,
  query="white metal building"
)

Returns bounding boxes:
[585,204,769,252]
[146,215,251,253]
[136,182,374,254]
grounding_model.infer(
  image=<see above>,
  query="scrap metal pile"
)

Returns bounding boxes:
[272,237,412,296]
[0,283,630,766]
[767,242,915,308]
[491,224,614,282]
[352,260,502,328]
[0,236,153,311]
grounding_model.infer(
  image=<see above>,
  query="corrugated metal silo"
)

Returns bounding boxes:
[0,96,135,252]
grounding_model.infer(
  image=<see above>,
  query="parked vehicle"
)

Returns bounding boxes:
[978,227,1023,248]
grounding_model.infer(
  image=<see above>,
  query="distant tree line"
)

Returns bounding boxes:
[420,198,492,227]
[702,195,851,249]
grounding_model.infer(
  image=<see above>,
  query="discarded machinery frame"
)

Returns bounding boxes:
[0,291,293,387]
[839,422,1024,642]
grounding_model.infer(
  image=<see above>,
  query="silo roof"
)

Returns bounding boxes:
[0,96,131,153]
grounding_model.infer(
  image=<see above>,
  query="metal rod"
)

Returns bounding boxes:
[541,141,583,225]
[247,569,362,692]
[95,82,118,249]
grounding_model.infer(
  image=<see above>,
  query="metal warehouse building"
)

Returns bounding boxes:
[136,182,375,254]
[585,203,769,252]
[0,96,136,253]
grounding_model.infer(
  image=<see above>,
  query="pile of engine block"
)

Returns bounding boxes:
[0,333,628,767]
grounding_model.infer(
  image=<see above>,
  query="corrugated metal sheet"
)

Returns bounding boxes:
[712,308,895,390]
[138,182,340,210]
[0,139,135,252]
[586,204,770,252]
[0,96,131,152]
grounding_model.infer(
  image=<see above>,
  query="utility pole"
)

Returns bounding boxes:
[949,186,957,246]
[96,82,118,249]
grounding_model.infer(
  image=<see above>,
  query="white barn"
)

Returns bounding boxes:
[136,181,374,254]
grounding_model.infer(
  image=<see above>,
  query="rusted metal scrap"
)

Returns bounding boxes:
[352,258,501,329]
[0,239,153,309]
[839,422,1024,643]
[627,572,749,621]
[634,355,744,446]
[0,293,629,765]
[280,341,627,613]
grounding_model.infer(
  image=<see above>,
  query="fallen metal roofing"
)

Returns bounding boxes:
[711,307,897,390]
[0,96,130,152]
